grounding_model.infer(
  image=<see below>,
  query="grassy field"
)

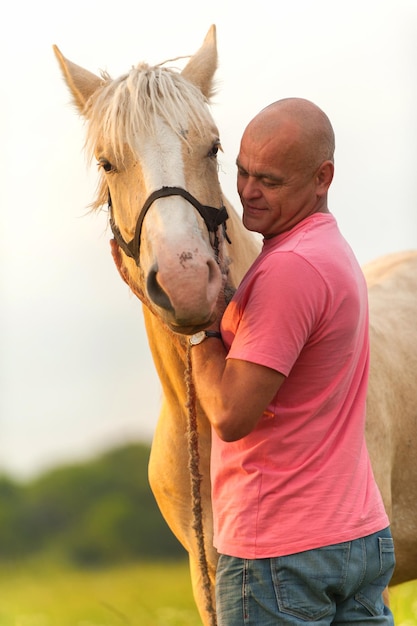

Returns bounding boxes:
[391,580,417,626]
[0,559,415,626]
[0,560,201,626]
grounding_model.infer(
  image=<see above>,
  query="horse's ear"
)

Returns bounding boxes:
[181,25,218,99]
[53,45,103,113]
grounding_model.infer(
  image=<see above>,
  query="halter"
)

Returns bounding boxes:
[108,185,231,265]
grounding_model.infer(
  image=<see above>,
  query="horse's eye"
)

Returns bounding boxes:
[97,158,115,173]
[208,142,222,158]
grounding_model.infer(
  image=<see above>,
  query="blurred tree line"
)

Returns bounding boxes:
[0,443,185,566]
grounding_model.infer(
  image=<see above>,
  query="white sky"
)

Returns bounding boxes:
[1,0,416,479]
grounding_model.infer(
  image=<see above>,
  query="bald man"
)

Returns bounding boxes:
[189,98,394,625]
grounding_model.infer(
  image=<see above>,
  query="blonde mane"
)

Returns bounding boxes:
[84,62,215,210]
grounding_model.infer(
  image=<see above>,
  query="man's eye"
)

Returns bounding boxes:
[262,179,280,188]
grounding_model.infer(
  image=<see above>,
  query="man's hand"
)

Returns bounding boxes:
[206,272,235,332]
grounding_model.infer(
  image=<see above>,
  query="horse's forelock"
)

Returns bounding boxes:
[85,63,212,170]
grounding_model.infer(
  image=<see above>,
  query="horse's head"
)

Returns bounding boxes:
[54,26,231,334]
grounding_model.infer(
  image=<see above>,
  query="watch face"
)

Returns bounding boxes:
[190,331,206,345]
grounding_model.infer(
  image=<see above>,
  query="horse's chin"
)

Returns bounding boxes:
[167,316,217,336]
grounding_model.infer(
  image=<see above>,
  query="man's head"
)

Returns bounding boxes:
[236,98,335,238]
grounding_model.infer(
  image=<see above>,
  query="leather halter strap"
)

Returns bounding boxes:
[109,185,230,266]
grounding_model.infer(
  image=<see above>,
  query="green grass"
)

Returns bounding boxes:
[0,560,415,626]
[0,559,201,626]
[391,580,417,625]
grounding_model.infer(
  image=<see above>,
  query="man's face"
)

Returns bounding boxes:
[236,119,323,239]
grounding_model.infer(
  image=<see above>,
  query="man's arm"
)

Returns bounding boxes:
[190,338,285,441]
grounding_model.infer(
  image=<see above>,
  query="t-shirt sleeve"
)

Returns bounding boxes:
[224,251,328,376]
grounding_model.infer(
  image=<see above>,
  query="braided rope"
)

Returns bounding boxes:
[185,345,217,626]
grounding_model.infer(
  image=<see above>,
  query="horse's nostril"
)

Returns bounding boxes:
[146,266,174,312]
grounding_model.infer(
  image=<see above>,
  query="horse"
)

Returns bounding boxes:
[53,25,417,625]
[363,250,417,587]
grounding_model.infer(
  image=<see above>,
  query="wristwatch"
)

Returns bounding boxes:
[189,330,222,346]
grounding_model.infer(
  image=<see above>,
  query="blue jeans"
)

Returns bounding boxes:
[216,527,395,625]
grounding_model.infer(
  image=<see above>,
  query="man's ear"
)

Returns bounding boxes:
[316,160,334,195]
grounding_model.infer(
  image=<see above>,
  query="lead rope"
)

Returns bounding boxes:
[185,345,217,626]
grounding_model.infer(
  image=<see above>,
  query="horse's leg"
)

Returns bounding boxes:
[148,401,218,625]
[188,551,217,626]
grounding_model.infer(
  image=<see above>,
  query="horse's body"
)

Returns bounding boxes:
[364,250,417,586]
[54,26,416,625]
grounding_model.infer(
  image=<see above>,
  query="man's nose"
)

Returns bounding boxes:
[240,176,262,200]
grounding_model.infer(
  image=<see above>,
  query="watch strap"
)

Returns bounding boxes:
[204,331,222,339]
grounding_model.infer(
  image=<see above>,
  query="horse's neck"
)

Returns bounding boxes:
[222,197,261,289]
[142,306,189,409]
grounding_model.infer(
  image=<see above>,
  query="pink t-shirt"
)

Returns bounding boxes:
[212,213,389,558]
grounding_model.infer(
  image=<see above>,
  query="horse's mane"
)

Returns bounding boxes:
[85,62,215,210]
